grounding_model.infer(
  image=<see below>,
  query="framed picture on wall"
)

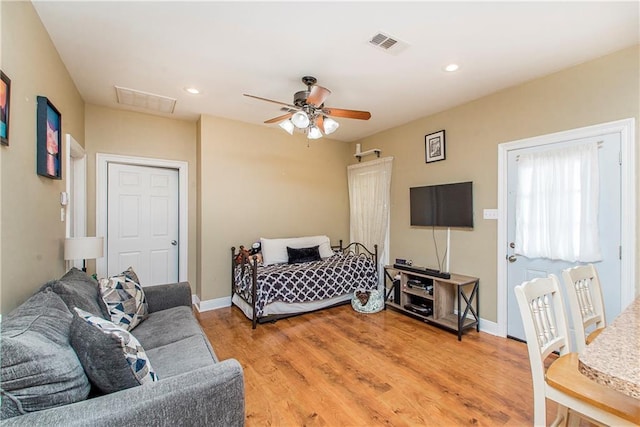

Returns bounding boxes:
[36,96,62,179]
[0,71,10,146]
[425,130,445,163]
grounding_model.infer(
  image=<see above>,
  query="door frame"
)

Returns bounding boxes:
[65,134,87,270]
[96,153,188,281]
[496,118,636,337]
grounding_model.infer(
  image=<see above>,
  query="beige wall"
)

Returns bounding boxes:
[352,45,640,323]
[1,1,636,321]
[197,115,351,301]
[1,2,85,313]
[84,104,198,289]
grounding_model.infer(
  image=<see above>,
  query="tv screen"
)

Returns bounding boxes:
[410,181,473,228]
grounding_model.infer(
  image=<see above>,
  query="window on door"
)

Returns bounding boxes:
[515,141,601,263]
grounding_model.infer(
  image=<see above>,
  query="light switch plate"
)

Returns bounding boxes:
[483,209,498,220]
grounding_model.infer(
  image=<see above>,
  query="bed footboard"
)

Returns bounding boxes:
[230,246,260,328]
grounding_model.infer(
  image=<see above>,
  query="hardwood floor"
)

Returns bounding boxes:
[196,304,557,426]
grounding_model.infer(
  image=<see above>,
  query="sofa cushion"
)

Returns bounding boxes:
[146,335,218,379]
[44,267,107,318]
[132,305,207,351]
[0,289,90,418]
[71,308,158,394]
[99,268,148,331]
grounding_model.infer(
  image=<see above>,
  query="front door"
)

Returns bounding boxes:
[107,163,179,286]
[506,133,622,343]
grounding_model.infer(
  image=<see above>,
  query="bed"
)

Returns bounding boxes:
[230,236,378,328]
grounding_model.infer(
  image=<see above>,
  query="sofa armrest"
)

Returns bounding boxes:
[2,359,245,427]
[144,281,192,313]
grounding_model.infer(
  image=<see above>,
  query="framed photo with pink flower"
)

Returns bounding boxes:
[0,71,10,146]
[36,96,62,179]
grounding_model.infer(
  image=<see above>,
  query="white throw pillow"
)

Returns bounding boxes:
[260,235,334,266]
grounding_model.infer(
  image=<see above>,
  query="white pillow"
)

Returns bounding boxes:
[260,235,334,266]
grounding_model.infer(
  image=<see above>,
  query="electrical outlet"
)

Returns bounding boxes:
[483,209,498,220]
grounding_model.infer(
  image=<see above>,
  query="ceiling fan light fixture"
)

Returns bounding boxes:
[307,125,323,139]
[279,119,295,135]
[291,111,310,128]
[323,117,340,135]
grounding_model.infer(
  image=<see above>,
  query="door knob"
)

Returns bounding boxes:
[171,240,178,246]
[507,255,517,263]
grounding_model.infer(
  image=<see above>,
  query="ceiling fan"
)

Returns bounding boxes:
[243,76,371,139]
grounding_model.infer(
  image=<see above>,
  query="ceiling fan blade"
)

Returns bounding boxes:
[243,93,298,110]
[323,107,371,120]
[306,85,331,107]
[316,115,325,133]
[264,112,293,124]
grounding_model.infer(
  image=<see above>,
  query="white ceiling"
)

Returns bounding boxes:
[32,1,639,142]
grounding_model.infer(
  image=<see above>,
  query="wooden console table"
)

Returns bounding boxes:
[384,265,479,340]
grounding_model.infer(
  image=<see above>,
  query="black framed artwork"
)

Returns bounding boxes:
[425,129,445,163]
[36,96,62,179]
[0,71,10,146]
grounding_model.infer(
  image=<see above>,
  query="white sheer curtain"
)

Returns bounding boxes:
[515,142,601,262]
[347,157,393,276]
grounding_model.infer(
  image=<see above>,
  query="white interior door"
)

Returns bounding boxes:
[107,163,179,286]
[506,133,621,342]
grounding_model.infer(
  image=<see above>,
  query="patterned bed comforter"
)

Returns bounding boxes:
[234,253,378,318]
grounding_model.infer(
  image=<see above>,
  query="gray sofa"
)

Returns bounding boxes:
[1,268,245,426]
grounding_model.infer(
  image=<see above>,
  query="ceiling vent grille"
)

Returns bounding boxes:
[115,86,176,114]
[368,32,408,55]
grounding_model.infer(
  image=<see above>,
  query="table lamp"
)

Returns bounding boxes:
[64,236,104,272]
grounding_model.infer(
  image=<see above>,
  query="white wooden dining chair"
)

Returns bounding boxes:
[561,264,606,353]
[513,274,620,426]
[515,275,573,426]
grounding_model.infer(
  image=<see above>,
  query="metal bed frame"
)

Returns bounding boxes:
[230,240,378,328]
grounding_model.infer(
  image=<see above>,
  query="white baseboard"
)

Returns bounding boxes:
[452,308,500,337]
[193,294,231,312]
[479,318,500,336]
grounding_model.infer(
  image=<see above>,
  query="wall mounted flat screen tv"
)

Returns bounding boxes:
[410,181,473,228]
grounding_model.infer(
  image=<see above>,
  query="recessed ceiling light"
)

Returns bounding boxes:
[444,64,459,72]
[185,87,200,94]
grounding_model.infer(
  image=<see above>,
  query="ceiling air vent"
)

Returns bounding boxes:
[115,86,177,114]
[368,32,409,55]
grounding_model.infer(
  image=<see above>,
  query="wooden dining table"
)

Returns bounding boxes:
[545,297,640,425]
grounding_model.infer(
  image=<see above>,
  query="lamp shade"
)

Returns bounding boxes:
[278,119,295,135]
[323,117,340,135]
[291,111,310,128]
[307,125,323,139]
[64,237,104,261]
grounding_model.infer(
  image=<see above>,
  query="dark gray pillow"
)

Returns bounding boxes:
[70,308,158,394]
[44,267,107,318]
[287,245,322,264]
[1,289,90,418]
